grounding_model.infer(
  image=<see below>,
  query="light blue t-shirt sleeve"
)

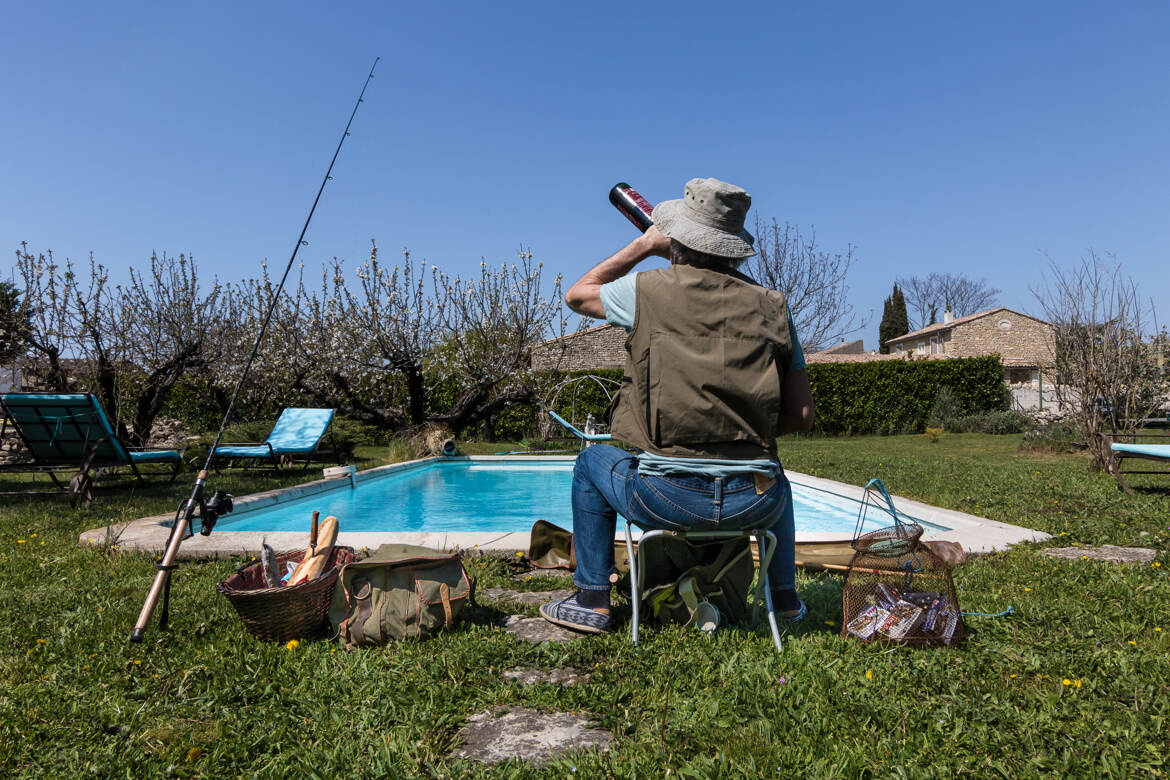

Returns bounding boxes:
[788,311,807,371]
[601,271,806,372]
[599,273,638,329]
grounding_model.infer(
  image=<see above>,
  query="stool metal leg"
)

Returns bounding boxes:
[624,521,640,646]
[757,530,784,653]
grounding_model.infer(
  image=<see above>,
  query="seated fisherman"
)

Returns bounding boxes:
[540,177,815,634]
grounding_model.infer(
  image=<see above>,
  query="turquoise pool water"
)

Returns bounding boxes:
[222,459,942,536]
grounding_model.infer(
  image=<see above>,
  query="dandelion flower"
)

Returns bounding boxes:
[36,638,46,644]
[1023,587,1032,592]
[132,659,142,665]
[1062,678,1072,686]
[17,539,25,544]
[1128,640,1136,646]
[1009,674,1017,679]
[1153,562,1162,568]
[865,669,873,680]
[30,533,36,538]
[825,620,836,627]
[285,639,299,650]
[1156,627,1163,632]
[1074,680,1082,688]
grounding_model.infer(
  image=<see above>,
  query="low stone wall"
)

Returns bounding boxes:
[1,427,28,465]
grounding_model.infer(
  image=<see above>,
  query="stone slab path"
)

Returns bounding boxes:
[502,666,590,686]
[454,707,612,764]
[499,615,580,644]
[1043,545,1157,564]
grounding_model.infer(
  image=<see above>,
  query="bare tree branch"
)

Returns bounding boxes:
[897,272,1001,330]
[1032,251,1164,469]
[743,219,866,352]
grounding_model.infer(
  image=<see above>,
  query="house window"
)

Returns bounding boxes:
[916,341,927,355]
[938,335,945,354]
[930,337,938,355]
[894,344,904,355]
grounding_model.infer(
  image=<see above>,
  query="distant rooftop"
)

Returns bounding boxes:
[885,307,1048,344]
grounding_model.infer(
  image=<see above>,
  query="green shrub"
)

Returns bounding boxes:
[807,355,1008,435]
[928,385,963,429]
[952,410,1034,435]
[1019,422,1079,452]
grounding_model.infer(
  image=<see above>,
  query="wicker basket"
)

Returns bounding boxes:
[217,546,354,642]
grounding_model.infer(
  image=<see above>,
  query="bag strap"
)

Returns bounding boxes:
[679,577,720,632]
[709,541,751,583]
[347,579,373,648]
[439,582,454,629]
[678,576,701,615]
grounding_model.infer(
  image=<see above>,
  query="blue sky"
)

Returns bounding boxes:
[3,1,1167,349]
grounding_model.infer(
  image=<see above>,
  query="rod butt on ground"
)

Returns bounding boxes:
[129,628,145,643]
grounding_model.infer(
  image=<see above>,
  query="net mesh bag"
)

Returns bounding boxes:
[840,480,967,646]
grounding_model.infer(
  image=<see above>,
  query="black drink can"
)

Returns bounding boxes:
[609,182,655,232]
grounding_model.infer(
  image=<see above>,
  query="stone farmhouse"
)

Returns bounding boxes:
[883,306,1056,410]
[530,324,627,372]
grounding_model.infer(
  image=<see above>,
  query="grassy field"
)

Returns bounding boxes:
[0,434,1167,777]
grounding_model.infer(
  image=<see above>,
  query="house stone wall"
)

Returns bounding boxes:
[946,311,1054,366]
[531,325,627,372]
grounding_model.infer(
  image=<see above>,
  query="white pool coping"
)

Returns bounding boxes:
[79,455,1049,559]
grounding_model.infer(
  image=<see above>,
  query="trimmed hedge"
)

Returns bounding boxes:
[807,355,1008,435]
[161,357,1010,441]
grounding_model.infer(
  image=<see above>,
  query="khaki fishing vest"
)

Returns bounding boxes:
[608,263,792,460]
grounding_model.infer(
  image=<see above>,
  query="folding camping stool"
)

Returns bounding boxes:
[623,521,785,653]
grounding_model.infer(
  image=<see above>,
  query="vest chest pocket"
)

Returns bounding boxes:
[648,332,782,449]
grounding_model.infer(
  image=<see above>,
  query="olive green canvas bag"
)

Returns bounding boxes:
[329,544,471,648]
[637,536,756,629]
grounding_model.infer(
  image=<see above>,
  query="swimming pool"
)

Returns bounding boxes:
[220,457,943,536]
[85,455,1051,557]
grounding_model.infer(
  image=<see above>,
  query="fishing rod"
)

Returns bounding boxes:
[130,57,380,643]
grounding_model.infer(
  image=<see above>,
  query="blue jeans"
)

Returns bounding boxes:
[570,444,796,593]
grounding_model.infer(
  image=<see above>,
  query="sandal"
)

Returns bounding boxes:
[539,593,613,634]
[782,600,808,624]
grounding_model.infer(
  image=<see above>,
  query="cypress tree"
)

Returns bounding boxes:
[879,283,910,353]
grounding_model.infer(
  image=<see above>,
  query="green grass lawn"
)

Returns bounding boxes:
[0,435,1167,776]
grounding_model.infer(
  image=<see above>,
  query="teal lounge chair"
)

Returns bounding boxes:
[0,393,183,506]
[1107,433,1170,494]
[212,408,337,470]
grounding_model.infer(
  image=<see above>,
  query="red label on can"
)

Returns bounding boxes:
[622,187,654,217]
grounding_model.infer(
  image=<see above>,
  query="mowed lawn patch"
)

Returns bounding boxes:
[0,435,1166,776]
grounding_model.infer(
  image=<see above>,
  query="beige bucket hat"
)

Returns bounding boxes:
[651,177,756,258]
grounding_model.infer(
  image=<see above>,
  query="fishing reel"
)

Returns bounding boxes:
[195,490,234,536]
[176,489,234,539]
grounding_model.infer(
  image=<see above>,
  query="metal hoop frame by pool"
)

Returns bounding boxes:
[542,374,621,446]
